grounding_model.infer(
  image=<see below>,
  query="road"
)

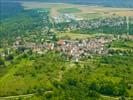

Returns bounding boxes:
[0,94,34,100]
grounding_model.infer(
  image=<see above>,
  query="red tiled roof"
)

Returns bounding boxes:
[57,40,65,45]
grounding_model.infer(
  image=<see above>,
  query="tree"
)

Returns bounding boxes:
[36,87,45,96]
[118,79,127,96]
[0,58,5,66]
[5,54,14,61]
[89,82,97,91]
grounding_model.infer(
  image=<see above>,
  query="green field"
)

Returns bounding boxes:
[56,32,95,39]
[57,8,81,13]
[76,13,110,19]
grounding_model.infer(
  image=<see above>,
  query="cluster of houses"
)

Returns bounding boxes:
[55,37,113,62]
[68,16,126,29]
[12,36,114,62]
[53,13,83,23]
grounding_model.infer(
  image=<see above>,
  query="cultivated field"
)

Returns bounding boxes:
[21,1,133,19]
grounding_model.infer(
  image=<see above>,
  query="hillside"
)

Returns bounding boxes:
[0,1,133,100]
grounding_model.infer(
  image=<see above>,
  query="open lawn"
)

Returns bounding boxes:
[56,32,95,39]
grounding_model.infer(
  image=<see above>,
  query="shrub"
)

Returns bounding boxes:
[0,58,5,66]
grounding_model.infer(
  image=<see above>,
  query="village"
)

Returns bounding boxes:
[0,11,132,63]
[0,12,132,62]
[74,16,126,29]
[11,35,114,62]
[0,2,133,99]
[53,13,83,23]
[1,11,131,62]
[53,13,127,30]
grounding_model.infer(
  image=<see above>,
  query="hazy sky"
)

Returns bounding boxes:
[1,0,133,8]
